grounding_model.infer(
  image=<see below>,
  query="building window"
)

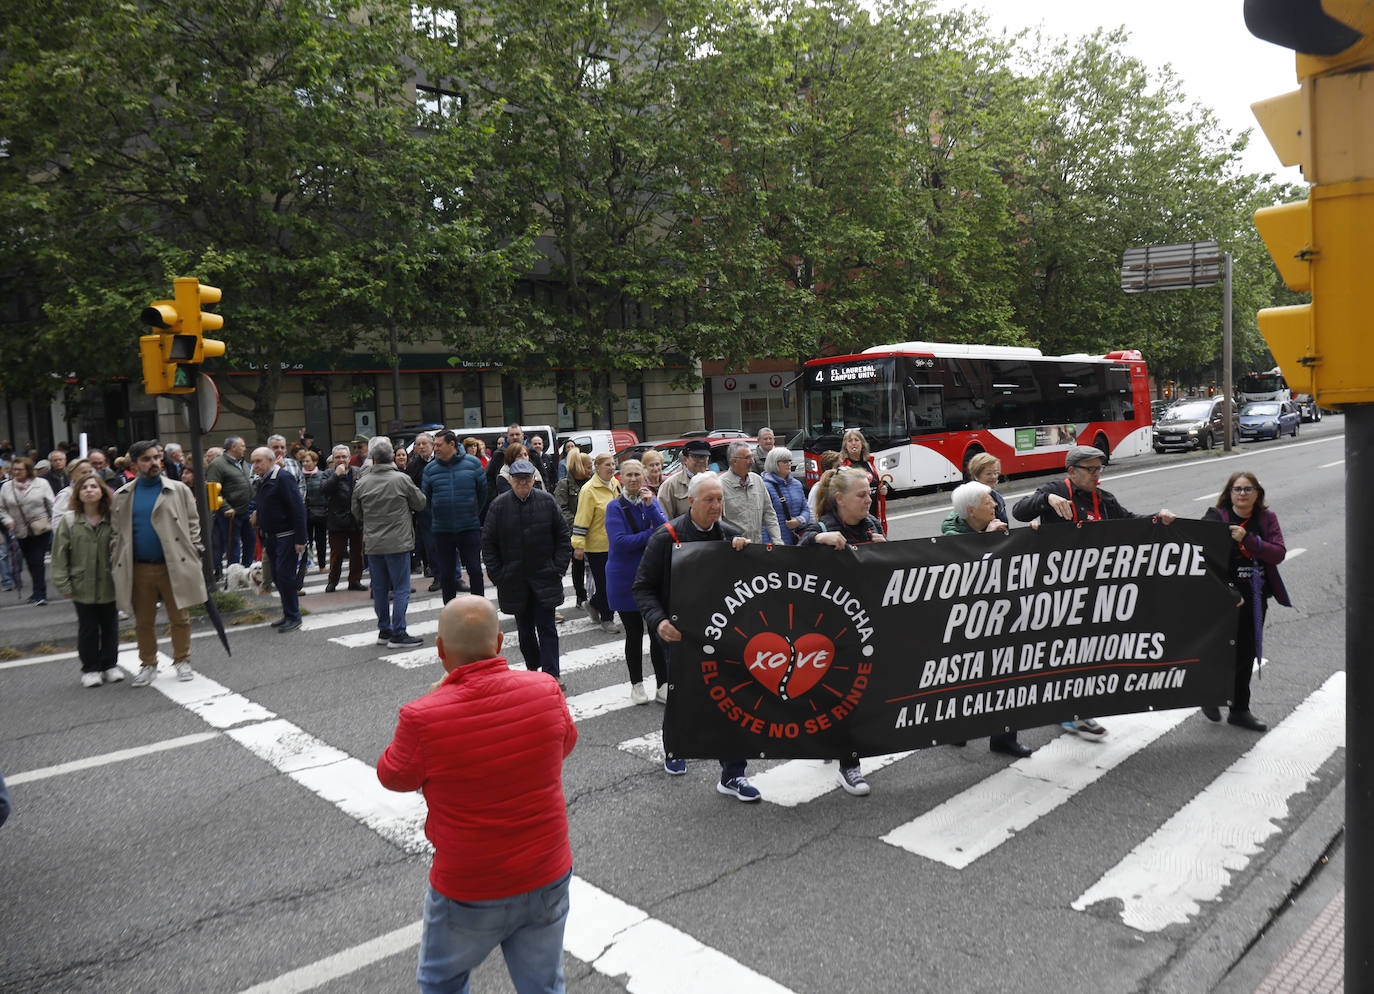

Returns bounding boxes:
[500,375,522,426]
[460,373,483,428]
[419,373,444,425]
[351,374,379,438]
[555,370,576,431]
[415,84,465,123]
[626,377,644,438]
[301,376,332,449]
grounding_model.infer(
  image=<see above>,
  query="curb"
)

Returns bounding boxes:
[1148,778,1345,994]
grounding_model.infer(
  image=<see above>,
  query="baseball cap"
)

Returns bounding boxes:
[682,439,712,456]
[509,459,537,476]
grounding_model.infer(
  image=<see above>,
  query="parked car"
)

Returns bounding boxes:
[678,428,751,439]
[1238,401,1300,442]
[1150,400,1176,423]
[557,429,639,460]
[1152,396,1237,452]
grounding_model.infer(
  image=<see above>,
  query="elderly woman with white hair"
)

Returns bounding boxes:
[940,481,1008,536]
[797,467,886,797]
[761,446,811,544]
[941,480,1031,757]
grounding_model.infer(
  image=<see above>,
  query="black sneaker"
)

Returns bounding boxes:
[387,633,423,648]
[376,631,393,645]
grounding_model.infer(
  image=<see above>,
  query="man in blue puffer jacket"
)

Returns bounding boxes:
[423,429,488,602]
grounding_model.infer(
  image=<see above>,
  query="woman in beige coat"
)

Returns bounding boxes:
[0,456,56,604]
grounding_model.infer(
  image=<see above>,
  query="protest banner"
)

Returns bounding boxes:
[663,518,1237,760]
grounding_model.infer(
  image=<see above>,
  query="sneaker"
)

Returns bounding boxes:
[175,661,194,681]
[1061,718,1107,736]
[131,666,158,688]
[717,775,761,801]
[655,684,669,704]
[664,757,687,775]
[630,683,649,705]
[270,617,288,628]
[32,596,46,606]
[427,579,441,592]
[388,633,423,648]
[346,583,366,591]
[325,584,337,593]
[836,765,871,796]
[555,612,565,623]
[1200,705,1222,722]
[277,619,302,633]
[376,631,393,645]
[599,620,621,634]
[102,667,125,685]
[582,602,600,624]
[81,671,103,688]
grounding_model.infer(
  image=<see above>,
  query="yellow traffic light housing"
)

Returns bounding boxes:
[205,480,223,512]
[138,277,225,397]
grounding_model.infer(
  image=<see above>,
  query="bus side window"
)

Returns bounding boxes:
[905,384,945,434]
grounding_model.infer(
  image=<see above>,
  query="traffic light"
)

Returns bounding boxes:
[205,481,223,512]
[138,277,225,396]
[1248,0,1374,408]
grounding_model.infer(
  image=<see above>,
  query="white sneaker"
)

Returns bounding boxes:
[599,620,621,634]
[174,661,194,682]
[131,666,158,687]
[102,667,125,684]
[655,684,669,704]
[630,683,649,705]
[582,602,600,624]
[81,672,103,688]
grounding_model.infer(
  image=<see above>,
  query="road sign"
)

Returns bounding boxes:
[1120,240,1221,293]
[179,373,221,435]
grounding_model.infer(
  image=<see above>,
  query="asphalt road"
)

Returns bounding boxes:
[0,416,1348,994]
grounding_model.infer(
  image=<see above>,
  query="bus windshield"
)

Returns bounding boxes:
[1240,372,1285,394]
[800,358,905,452]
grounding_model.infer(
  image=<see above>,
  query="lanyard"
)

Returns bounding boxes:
[1063,478,1102,523]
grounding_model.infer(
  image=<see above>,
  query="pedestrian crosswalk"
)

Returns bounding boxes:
[3,564,1345,991]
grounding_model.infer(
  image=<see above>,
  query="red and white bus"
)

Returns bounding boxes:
[796,342,1152,490]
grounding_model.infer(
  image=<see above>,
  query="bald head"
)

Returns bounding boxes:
[435,595,503,672]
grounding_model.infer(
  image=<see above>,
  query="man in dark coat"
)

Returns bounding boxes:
[632,471,762,801]
[321,444,365,592]
[250,446,307,632]
[1012,444,1176,737]
[481,460,571,689]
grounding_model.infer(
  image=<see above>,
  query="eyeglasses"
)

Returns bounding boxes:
[1231,485,1256,494]
[1074,464,1104,474]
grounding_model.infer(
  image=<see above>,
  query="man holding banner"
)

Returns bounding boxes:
[632,472,762,802]
[1012,445,1176,737]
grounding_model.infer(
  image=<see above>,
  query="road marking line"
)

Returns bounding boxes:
[7,732,222,786]
[1320,459,1344,468]
[1287,547,1307,560]
[234,920,424,994]
[331,613,600,652]
[749,752,914,807]
[120,649,278,728]
[566,876,798,994]
[567,675,659,722]
[880,709,1196,868]
[619,731,664,763]
[1071,672,1345,931]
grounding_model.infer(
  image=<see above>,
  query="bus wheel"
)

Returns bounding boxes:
[961,447,983,482]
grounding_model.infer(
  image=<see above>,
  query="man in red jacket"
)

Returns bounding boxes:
[378,594,577,994]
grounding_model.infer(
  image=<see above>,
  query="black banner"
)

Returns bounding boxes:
[663,518,1237,760]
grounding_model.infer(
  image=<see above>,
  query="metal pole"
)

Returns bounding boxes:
[1349,403,1372,989]
[184,383,214,590]
[1222,252,1233,452]
[389,317,403,431]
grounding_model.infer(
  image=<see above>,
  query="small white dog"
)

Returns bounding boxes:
[225,562,268,594]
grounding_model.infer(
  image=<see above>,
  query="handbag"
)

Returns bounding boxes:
[10,488,51,536]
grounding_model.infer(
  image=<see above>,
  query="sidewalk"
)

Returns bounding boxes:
[1214,840,1345,994]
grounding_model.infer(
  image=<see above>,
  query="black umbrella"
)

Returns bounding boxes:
[199,553,232,656]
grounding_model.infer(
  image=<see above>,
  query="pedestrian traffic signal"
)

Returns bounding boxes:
[138,277,226,396]
[1247,0,1374,407]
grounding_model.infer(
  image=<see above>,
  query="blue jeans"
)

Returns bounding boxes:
[368,552,412,637]
[434,529,483,602]
[515,601,560,678]
[262,533,301,623]
[417,871,570,994]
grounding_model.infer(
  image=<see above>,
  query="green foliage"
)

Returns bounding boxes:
[0,0,1309,423]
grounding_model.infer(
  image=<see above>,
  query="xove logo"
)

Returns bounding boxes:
[696,570,877,744]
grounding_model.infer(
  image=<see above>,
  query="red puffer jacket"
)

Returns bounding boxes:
[377,657,577,900]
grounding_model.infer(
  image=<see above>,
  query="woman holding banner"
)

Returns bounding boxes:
[605,459,668,705]
[942,482,1031,757]
[799,468,886,797]
[1201,471,1289,733]
[967,452,1009,526]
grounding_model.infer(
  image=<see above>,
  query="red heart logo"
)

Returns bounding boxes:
[743,631,835,701]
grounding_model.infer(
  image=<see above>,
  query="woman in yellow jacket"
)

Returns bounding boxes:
[572,452,621,633]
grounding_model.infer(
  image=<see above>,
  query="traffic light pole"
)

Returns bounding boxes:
[1349,403,1372,989]
[182,383,216,591]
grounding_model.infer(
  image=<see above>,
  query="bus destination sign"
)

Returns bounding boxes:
[815,361,884,385]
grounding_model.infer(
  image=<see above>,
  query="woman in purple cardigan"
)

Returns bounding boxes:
[605,459,668,706]
[1202,470,1291,732]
